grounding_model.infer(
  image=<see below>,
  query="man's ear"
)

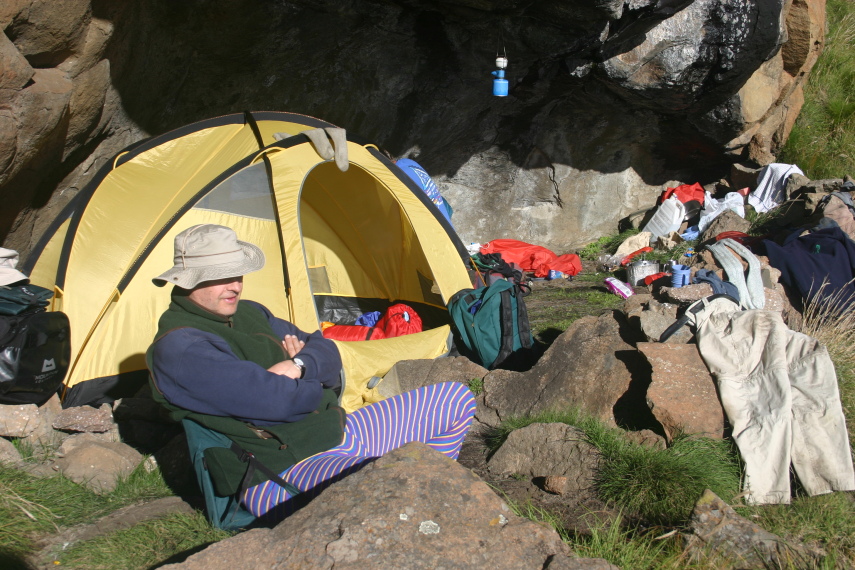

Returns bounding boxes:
[173,286,192,297]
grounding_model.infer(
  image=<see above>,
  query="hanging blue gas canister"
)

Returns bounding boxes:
[492,56,508,96]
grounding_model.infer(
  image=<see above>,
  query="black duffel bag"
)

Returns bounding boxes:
[0,309,70,406]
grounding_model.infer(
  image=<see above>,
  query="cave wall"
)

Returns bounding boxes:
[0,0,825,255]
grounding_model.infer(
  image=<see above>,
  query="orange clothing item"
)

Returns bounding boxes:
[479,239,582,278]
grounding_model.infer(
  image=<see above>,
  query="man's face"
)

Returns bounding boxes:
[188,276,243,318]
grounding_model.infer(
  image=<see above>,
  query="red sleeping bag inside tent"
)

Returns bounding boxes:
[479,239,582,278]
[376,303,423,337]
[321,303,423,341]
[322,324,386,341]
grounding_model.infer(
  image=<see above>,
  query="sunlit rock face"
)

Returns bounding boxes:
[1,0,825,253]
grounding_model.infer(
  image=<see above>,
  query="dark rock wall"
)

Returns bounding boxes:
[1,0,825,254]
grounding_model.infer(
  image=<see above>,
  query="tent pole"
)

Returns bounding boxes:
[243,111,295,320]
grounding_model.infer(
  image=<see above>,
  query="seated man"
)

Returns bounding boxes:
[147,224,476,523]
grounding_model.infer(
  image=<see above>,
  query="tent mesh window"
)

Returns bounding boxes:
[194,163,276,220]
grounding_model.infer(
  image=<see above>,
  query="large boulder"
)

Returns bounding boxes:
[483,312,650,428]
[0,0,828,256]
[161,442,618,570]
[377,356,488,397]
[638,343,726,442]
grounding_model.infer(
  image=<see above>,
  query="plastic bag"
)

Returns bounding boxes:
[604,277,634,299]
[698,191,745,232]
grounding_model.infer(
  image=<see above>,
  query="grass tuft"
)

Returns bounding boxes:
[565,512,692,569]
[594,433,741,525]
[487,409,742,526]
[737,492,855,564]
[0,460,174,558]
[578,229,640,260]
[56,511,230,569]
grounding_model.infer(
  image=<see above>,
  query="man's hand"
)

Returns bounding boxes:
[267,360,302,378]
[282,334,305,358]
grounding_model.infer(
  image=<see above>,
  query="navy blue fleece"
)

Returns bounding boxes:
[149,300,341,426]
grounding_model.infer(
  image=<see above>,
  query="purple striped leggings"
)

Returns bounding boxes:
[243,381,477,521]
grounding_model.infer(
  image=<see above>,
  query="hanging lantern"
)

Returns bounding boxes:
[492,55,508,97]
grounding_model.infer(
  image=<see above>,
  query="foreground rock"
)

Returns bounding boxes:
[52,433,144,494]
[162,442,618,570]
[638,343,725,442]
[0,403,42,437]
[483,312,650,429]
[684,490,827,569]
[487,423,603,513]
[488,423,600,494]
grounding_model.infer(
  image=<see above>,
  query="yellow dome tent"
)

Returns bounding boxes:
[23,111,471,411]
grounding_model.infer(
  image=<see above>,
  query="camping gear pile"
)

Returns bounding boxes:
[614,170,855,505]
[22,112,474,413]
[608,171,855,313]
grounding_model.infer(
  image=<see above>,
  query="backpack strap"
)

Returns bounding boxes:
[658,293,739,342]
[225,441,301,524]
[492,288,516,368]
[515,285,533,349]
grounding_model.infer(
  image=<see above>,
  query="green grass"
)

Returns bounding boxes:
[564,512,711,569]
[779,0,855,179]
[526,286,625,343]
[55,511,230,569]
[572,271,608,283]
[578,229,640,260]
[0,461,174,559]
[486,409,742,526]
[594,433,741,525]
[467,377,484,395]
[507,500,726,569]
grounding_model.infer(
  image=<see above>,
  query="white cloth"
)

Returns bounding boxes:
[687,296,855,504]
[698,191,745,232]
[0,247,28,286]
[748,163,804,213]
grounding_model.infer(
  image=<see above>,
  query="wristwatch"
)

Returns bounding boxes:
[292,358,305,378]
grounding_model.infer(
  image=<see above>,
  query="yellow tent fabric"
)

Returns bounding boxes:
[24,112,471,409]
[334,326,452,413]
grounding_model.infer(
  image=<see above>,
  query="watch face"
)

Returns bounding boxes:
[293,358,304,367]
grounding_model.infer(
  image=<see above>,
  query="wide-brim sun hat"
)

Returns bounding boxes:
[153,224,265,289]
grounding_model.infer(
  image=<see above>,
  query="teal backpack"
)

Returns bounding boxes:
[447,279,534,369]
